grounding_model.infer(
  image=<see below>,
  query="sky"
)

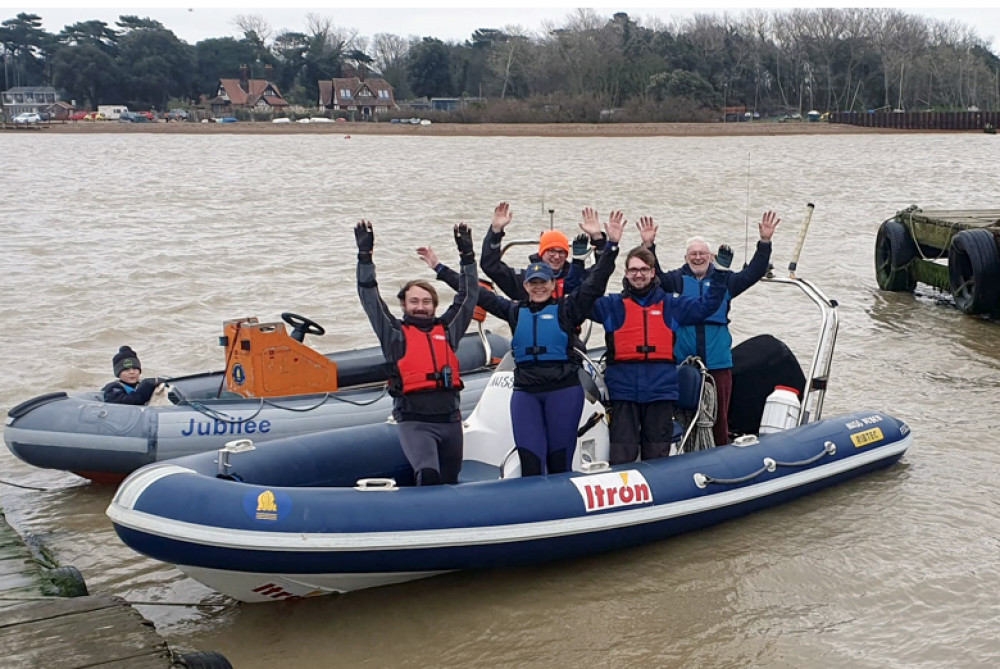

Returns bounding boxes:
[5,2,1000,53]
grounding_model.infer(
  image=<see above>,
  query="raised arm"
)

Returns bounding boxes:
[439,223,481,349]
[355,220,403,358]
[480,202,526,299]
[728,210,779,297]
[563,211,624,326]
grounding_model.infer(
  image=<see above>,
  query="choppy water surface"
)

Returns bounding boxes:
[2,131,1000,668]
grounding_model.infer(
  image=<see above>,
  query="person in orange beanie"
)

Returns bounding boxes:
[479,202,609,301]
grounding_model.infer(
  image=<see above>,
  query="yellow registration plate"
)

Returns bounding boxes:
[851,427,884,448]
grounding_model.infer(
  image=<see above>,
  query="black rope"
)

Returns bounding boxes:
[699,443,832,487]
[0,479,74,492]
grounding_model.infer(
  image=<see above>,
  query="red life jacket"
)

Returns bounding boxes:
[395,323,463,394]
[608,297,675,363]
[553,277,565,299]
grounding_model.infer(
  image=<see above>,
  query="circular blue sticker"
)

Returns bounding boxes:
[231,363,246,386]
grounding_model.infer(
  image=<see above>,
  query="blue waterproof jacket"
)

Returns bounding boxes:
[656,240,771,370]
[591,280,725,402]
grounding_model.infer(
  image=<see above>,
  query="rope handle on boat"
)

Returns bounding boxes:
[693,441,837,489]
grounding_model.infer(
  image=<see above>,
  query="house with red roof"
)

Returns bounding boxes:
[318,65,396,120]
[208,65,289,116]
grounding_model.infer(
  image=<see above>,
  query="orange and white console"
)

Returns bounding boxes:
[221,313,339,398]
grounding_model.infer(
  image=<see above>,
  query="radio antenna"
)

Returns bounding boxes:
[743,151,751,268]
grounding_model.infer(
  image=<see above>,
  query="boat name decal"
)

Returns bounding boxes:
[844,414,883,430]
[251,583,299,600]
[571,470,652,513]
[850,427,884,448]
[243,489,292,522]
[179,417,272,437]
[488,373,514,389]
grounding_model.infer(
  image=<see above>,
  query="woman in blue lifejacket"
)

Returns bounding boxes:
[477,211,625,476]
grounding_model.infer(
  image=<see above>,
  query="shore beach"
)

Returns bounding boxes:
[36,120,899,137]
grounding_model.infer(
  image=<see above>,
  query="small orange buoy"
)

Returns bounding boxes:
[345,135,351,139]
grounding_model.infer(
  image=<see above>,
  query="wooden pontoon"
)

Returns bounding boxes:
[875,206,1000,316]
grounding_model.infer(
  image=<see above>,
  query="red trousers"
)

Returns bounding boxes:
[710,368,733,446]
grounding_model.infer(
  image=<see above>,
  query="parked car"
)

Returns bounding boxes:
[83,111,105,121]
[168,108,190,120]
[69,111,90,121]
[12,112,42,124]
[216,117,238,123]
[138,110,156,121]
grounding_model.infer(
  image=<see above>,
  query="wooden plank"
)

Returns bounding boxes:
[0,596,118,628]
[0,596,171,669]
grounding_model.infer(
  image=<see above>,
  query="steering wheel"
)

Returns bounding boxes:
[281,312,325,343]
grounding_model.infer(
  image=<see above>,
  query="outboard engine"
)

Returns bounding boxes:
[729,334,806,435]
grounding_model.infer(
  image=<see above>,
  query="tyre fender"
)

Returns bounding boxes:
[875,218,917,292]
[173,651,234,669]
[948,228,1000,315]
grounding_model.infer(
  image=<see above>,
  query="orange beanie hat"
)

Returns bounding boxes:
[538,230,570,255]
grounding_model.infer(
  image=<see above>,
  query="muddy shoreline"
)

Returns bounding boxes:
[28,120,908,137]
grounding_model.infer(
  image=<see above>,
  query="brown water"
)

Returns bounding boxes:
[2,132,1000,668]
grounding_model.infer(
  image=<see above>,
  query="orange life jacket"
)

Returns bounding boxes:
[395,323,463,394]
[608,298,675,363]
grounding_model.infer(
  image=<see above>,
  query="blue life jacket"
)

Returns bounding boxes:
[674,272,734,369]
[512,304,569,363]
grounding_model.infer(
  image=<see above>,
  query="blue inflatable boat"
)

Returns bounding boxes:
[107,277,912,602]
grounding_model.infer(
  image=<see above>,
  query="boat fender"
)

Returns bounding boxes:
[355,478,399,491]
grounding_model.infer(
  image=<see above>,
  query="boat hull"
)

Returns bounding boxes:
[108,410,910,602]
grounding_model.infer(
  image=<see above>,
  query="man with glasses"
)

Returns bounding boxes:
[639,211,780,446]
[590,234,727,464]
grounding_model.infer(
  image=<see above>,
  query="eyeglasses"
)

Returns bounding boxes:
[625,267,652,276]
[543,249,568,257]
[687,251,711,258]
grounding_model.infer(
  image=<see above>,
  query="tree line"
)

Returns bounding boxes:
[2,8,999,121]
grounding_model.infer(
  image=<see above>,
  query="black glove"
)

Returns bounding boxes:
[355,221,374,258]
[455,223,474,255]
[716,244,733,269]
[572,233,590,259]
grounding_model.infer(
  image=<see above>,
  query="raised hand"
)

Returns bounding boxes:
[491,202,512,233]
[580,207,602,239]
[605,210,626,244]
[759,210,780,242]
[637,216,658,247]
[716,244,734,268]
[355,220,374,254]
[572,233,590,259]
[416,246,440,270]
[454,222,474,258]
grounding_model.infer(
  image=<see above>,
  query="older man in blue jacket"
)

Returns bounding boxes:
[641,210,780,446]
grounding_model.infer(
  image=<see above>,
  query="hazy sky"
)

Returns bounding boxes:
[8,3,1000,53]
